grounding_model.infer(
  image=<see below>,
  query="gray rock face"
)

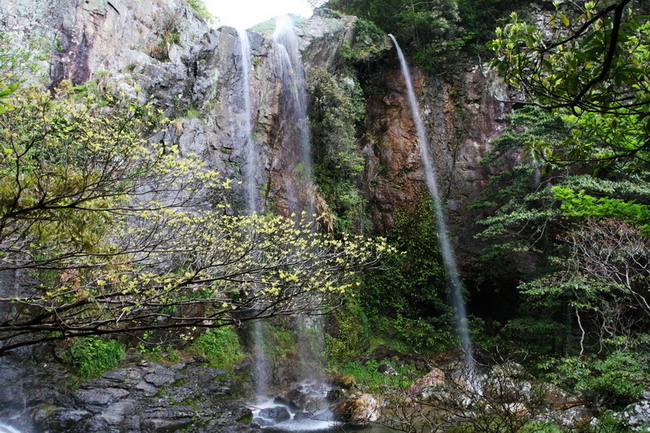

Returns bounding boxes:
[32,358,259,433]
[0,0,209,85]
[618,391,650,432]
[0,0,513,246]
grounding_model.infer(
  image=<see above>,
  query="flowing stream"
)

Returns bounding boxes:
[388,35,476,374]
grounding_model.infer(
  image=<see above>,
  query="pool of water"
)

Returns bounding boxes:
[265,425,395,433]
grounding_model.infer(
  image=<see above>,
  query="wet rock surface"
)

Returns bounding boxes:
[7,356,261,433]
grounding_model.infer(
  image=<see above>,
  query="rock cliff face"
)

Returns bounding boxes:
[0,1,512,246]
[0,1,516,431]
[359,58,512,261]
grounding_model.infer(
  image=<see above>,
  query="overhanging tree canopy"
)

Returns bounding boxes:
[0,85,390,355]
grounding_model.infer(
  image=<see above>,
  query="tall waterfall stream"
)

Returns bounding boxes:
[388,35,477,376]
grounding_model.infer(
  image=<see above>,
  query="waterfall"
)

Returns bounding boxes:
[273,15,324,381]
[0,422,21,433]
[388,35,476,374]
[237,27,261,216]
[273,15,315,217]
[235,27,271,398]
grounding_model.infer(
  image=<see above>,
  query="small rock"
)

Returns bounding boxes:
[293,411,313,421]
[144,371,175,387]
[71,388,130,412]
[618,397,650,432]
[503,403,529,416]
[557,406,592,428]
[407,368,445,398]
[274,388,308,410]
[251,417,273,427]
[258,406,291,423]
[378,363,398,376]
[39,408,91,430]
[329,374,356,390]
[326,388,343,402]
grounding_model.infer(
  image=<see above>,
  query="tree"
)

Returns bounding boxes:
[489,0,650,171]
[0,85,391,355]
[523,219,649,353]
[325,0,465,73]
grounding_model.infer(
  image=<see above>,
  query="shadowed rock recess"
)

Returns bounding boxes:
[0,0,515,431]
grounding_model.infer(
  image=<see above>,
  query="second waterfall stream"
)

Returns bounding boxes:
[388,34,477,378]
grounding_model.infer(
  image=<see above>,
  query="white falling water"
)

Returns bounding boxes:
[388,35,476,373]
[273,14,323,384]
[236,27,270,398]
[0,422,21,433]
[273,15,315,217]
[236,28,261,216]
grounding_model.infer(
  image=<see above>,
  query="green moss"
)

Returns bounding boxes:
[173,378,187,387]
[184,108,201,118]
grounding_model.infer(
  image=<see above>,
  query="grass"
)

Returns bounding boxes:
[71,336,125,379]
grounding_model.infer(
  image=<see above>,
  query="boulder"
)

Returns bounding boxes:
[274,388,308,410]
[407,368,445,398]
[329,374,356,390]
[258,406,291,423]
[618,391,650,432]
[333,394,380,425]
[378,363,398,376]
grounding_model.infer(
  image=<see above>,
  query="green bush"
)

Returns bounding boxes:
[340,18,386,60]
[325,295,370,363]
[334,360,416,394]
[362,204,454,352]
[186,0,213,22]
[189,327,245,372]
[309,67,367,231]
[539,351,648,409]
[71,336,125,379]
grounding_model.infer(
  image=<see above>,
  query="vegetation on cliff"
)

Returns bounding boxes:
[0,0,649,430]
[0,72,391,356]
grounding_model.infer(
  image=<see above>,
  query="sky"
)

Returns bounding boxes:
[204,0,314,29]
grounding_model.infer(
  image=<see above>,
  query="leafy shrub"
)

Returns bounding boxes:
[71,336,125,379]
[309,68,367,231]
[362,204,454,352]
[325,295,370,363]
[334,360,416,394]
[340,18,386,60]
[539,351,648,409]
[186,0,213,22]
[189,327,245,372]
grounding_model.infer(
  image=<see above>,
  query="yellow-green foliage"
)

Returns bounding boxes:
[0,84,393,353]
[186,0,214,23]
